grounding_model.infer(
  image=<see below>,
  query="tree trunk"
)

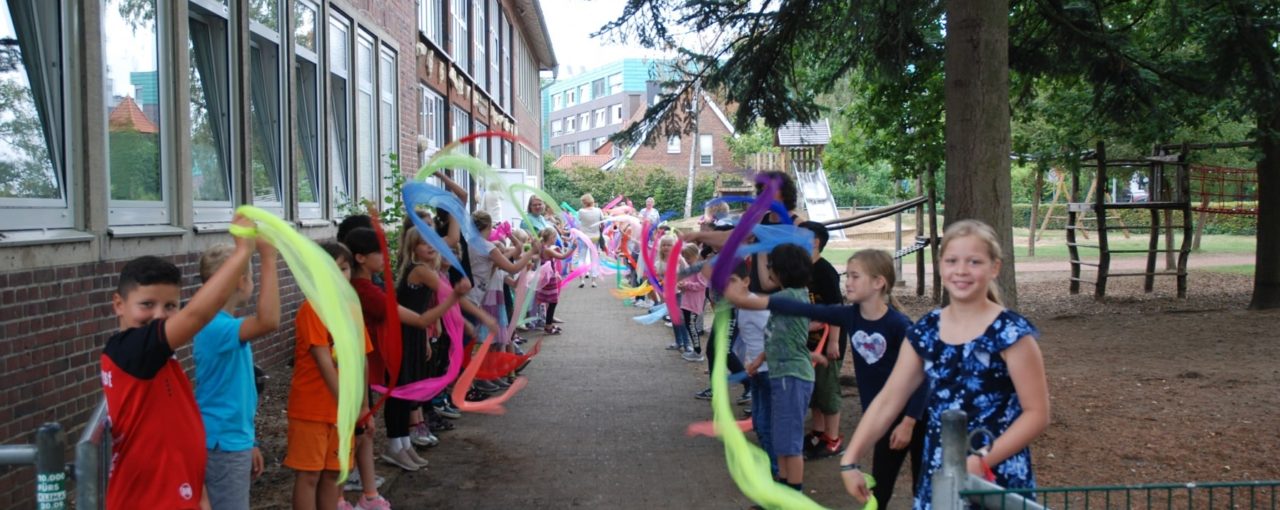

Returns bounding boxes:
[1029,170,1043,256]
[1250,111,1280,309]
[684,81,702,219]
[944,0,1017,307]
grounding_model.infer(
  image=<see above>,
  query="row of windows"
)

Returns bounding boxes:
[0,0,405,231]
[549,104,624,137]
[549,73,623,111]
[418,0,512,114]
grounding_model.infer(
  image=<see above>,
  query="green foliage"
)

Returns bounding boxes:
[336,154,408,266]
[0,80,58,199]
[108,131,162,201]
[543,158,716,218]
[724,120,778,167]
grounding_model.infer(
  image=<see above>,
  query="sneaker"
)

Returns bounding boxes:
[665,343,681,351]
[682,350,705,362]
[428,415,456,431]
[802,431,823,459]
[512,344,526,356]
[473,380,502,393]
[338,500,355,510]
[736,390,752,406]
[355,494,392,510]
[591,281,597,288]
[820,435,845,459]
[489,377,511,389]
[343,471,386,492]
[465,388,490,402]
[694,388,713,400]
[404,447,430,469]
[410,425,439,447]
[433,404,462,420]
[578,281,585,288]
[381,449,420,472]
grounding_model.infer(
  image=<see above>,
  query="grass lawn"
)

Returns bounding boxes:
[1203,264,1256,275]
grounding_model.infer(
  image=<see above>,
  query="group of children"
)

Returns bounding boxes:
[613,172,1049,510]
[100,172,580,510]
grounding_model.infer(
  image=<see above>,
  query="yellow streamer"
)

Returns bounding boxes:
[229,207,365,483]
[609,282,653,299]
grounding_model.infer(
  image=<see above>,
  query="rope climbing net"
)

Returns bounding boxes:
[1190,165,1258,215]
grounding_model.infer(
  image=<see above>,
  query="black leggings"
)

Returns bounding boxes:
[545,302,558,326]
[704,326,749,391]
[871,415,927,508]
[385,397,413,438]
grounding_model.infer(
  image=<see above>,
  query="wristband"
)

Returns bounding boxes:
[839,463,862,472]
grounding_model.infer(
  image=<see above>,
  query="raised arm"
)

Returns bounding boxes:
[766,297,855,330]
[166,215,255,349]
[238,241,281,340]
[436,171,468,203]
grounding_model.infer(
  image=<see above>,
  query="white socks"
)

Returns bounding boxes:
[389,436,410,453]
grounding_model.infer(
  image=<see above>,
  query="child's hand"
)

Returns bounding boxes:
[842,467,872,503]
[256,238,276,261]
[453,277,473,297]
[746,360,761,377]
[231,214,257,252]
[810,351,829,366]
[889,417,916,450]
[251,447,264,479]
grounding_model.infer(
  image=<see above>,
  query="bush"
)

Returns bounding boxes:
[1011,203,1256,236]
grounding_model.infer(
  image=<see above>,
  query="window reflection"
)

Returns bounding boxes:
[105,0,162,202]
[0,1,62,201]
[189,15,230,203]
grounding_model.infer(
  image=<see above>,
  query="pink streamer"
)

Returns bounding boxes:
[686,418,753,438]
[370,274,465,401]
[502,270,534,345]
[603,195,626,210]
[450,331,529,415]
[664,239,684,326]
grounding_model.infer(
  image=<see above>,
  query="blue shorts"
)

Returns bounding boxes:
[769,376,814,457]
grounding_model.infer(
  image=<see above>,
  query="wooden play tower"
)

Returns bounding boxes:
[1067,141,1193,299]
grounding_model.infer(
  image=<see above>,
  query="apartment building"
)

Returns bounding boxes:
[540,59,668,158]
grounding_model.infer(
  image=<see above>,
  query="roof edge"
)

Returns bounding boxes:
[514,0,558,70]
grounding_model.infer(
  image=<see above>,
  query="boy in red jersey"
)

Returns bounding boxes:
[101,215,260,509]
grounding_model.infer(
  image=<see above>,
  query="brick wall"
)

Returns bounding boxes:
[629,102,742,176]
[0,253,307,507]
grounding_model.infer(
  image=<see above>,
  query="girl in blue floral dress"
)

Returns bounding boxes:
[838,220,1051,510]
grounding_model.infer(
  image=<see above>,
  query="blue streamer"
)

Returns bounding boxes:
[734,224,814,259]
[632,305,669,325]
[403,183,468,277]
[703,196,790,225]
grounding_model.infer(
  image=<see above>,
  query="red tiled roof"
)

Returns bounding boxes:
[108,96,159,134]
[553,154,613,170]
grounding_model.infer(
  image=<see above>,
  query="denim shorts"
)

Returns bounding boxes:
[206,447,253,510]
[769,375,814,457]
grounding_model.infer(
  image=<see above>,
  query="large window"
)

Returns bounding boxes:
[472,0,485,89]
[579,84,590,103]
[611,104,623,124]
[700,134,713,166]
[502,140,512,167]
[550,119,562,136]
[451,0,468,73]
[592,78,605,99]
[189,3,233,223]
[474,120,488,164]
[552,93,562,111]
[577,139,591,156]
[249,0,284,213]
[450,104,471,207]
[418,0,443,48]
[355,30,376,203]
[328,13,352,213]
[608,73,623,94]
[667,135,680,154]
[593,108,605,128]
[106,0,166,225]
[379,45,397,190]
[293,0,322,218]
[565,116,575,133]
[566,88,575,106]
[578,112,589,131]
[500,15,510,111]
[0,1,69,229]
[488,0,499,94]
[419,85,444,161]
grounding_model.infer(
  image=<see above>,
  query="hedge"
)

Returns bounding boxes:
[1012,204,1256,236]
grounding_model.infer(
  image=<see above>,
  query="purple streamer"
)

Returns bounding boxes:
[710,176,780,292]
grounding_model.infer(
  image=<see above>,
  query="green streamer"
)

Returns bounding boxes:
[229,207,365,483]
[417,152,562,232]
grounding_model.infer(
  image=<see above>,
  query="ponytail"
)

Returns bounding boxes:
[848,249,901,309]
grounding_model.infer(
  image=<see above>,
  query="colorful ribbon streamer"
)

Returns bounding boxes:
[450,331,529,415]
[403,185,469,279]
[369,274,465,402]
[362,213,402,422]
[710,175,780,292]
[228,206,364,482]
[663,238,684,326]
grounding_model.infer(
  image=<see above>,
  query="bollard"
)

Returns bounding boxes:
[932,409,967,510]
[35,423,67,510]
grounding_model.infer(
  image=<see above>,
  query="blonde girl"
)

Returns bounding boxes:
[840,220,1049,510]
[534,227,576,334]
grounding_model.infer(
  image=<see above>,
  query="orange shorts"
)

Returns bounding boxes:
[283,419,346,472]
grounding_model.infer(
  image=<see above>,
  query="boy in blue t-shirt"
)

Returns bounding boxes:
[193,241,280,510]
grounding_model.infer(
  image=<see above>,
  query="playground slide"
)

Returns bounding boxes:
[794,163,846,239]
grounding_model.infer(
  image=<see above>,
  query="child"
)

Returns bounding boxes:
[676,244,707,362]
[285,242,374,510]
[194,242,281,510]
[840,220,1050,510]
[726,243,816,493]
[535,227,575,335]
[732,249,926,508]
[469,211,535,349]
[101,215,258,509]
[795,221,844,459]
[726,264,774,476]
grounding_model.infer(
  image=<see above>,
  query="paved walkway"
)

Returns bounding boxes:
[382,283,896,509]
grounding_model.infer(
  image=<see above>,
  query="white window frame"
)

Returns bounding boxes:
[552,94,562,111]
[566,88,575,106]
[293,0,323,219]
[0,0,73,230]
[500,14,510,111]
[577,139,590,156]
[378,45,397,195]
[592,78,605,98]
[418,0,443,49]
[593,108,605,128]
[699,134,713,166]
[106,0,173,226]
[608,73,623,94]
[418,84,444,161]
[248,0,286,217]
[579,83,590,103]
[667,135,680,154]
[474,120,488,163]
[488,0,499,94]
[355,29,377,204]
[188,3,234,224]
[578,112,589,131]
[566,116,575,133]
[551,119,562,136]
[472,0,485,89]
[451,0,468,74]
[611,104,623,124]
[327,12,353,217]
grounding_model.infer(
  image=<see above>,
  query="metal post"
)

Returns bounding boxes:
[933,409,967,510]
[895,210,904,283]
[75,400,110,510]
[35,423,67,510]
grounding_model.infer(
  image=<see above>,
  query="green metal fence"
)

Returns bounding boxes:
[936,410,1280,509]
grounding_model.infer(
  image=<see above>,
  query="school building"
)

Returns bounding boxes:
[0,0,555,505]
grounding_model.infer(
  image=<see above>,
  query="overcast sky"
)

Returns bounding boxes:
[539,0,668,75]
